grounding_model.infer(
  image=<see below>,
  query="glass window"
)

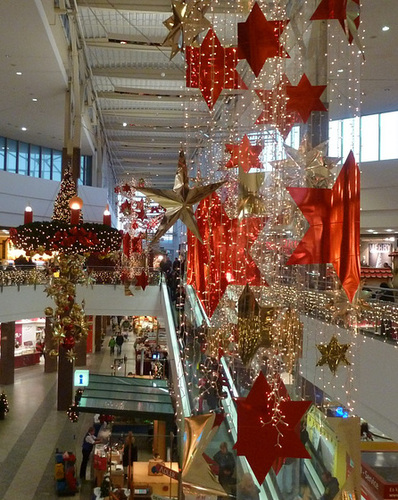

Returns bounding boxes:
[52,150,62,182]
[79,156,85,186]
[18,142,29,176]
[380,111,398,160]
[30,145,41,177]
[42,147,52,179]
[328,120,341,158]
[342,117,360,160]
[6,139,17,173]
[285,126,300,150]
[360,114,379,162]
[0,137,5,170]
[84,156,92,186]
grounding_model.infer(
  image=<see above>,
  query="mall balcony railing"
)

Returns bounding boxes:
[2,265,398,343]
[0,265,161,288]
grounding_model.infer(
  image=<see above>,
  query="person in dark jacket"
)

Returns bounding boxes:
[115,333,124,355]
[320,470,339,500]
[213,442,236,491]
[79,426,100,479]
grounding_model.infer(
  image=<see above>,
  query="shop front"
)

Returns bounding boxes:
[0,317,44,368]
[362,449,398,500]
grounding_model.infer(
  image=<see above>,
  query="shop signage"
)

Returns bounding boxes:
[155,464,180,481]
[362,462,398,499]
[74,369,89,387]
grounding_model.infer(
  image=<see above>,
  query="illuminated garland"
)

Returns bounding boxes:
[9,221,122,256]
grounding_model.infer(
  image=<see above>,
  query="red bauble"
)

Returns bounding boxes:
[63,336,75,349]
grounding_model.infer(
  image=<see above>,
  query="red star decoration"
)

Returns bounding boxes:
[255,76,299,138]
[286,74,327,123]
[238,2,289,77]
[186,29,247,110]
[120,200,132,215]
[234,372,311,484]
[287,151,360,302]
[225,135,263,172]
[186,192,266,318]
[135,270,149,290]
[122,183,131,194]
[136,208,147,221]
[311,0,360,45]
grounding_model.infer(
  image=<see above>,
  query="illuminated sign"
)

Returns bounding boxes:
[74,370,89,387]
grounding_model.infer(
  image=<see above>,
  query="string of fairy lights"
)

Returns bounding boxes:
[168,0,365,435]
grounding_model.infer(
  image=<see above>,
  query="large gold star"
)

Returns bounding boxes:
[139,150,224,244]
[163,0,211,59]
[316,335,351,375]
[284,137,340,188]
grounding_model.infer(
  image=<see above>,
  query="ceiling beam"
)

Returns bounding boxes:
[98,91,198,103]
[76,0,236,13]
[76,0,171,12]
[92,67,184,80]
[119,158,178,164]
[86,37,168,52]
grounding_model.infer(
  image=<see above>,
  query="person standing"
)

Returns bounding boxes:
[320,470,339,500]
[213,442,236,492]
[108,336,116,355]
[115,333,124,356]
[79,426,100,480]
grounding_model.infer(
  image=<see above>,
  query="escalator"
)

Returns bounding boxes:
[161,280,288,499]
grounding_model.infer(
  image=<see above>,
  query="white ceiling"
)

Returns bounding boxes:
[0,0,397,233]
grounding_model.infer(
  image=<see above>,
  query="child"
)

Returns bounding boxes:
[108,336,116,355]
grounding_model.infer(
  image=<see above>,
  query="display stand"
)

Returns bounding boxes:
[54,450,78,496]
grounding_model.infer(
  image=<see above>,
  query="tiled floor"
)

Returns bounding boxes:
[0,332,140,499]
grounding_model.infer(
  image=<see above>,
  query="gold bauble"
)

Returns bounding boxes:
[44,307,54,317]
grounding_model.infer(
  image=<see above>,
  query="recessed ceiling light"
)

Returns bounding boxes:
[122,122,127,127]
[337,69,344,73]
[386,229,394,232]
[367,229,375,233]
[160,72,166,77]
[382,26,390,32]
[21,127,27,131]
[32,98,38,102]
[16,71,22,75]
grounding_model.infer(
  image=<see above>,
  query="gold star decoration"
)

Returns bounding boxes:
[163,0,211,59]
[237,167,267,217]
[316,335,351,375]
[238,284,275,365]
[326,283,371,328]
[284,137,341,188]
[139,150,224,244]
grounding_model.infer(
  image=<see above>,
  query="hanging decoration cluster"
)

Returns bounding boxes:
[45,254,88,359]
[10,167,123,358]
[161,0,364,490]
